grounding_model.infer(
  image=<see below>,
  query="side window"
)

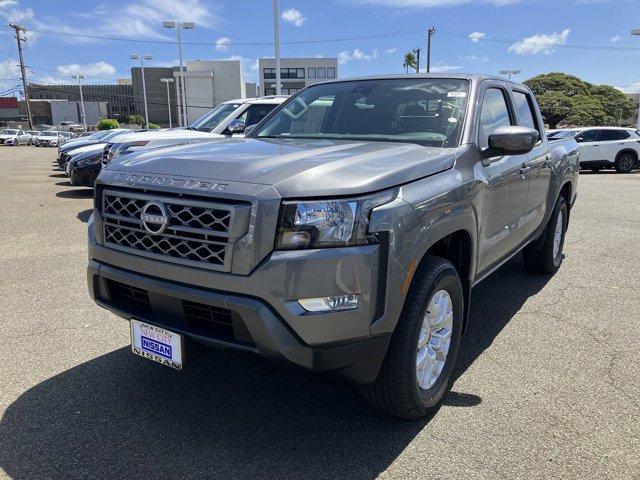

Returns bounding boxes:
[575,130,597,143]
[618,130,631,139]
[236,104,276,127]
[599,130,620,141]
[512,91,539,136]
[479,88,513,149]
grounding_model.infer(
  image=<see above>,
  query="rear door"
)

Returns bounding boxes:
[575,129,600,162]
[598,129,623,162]
[476,84,530,274]
[512,88,549,236]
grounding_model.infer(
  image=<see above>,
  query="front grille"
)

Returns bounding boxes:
[107,279,152,315]
[101,189,250,271]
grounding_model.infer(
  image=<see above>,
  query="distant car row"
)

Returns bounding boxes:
[57,96,287,186]
[548,127,640,173]
[0,129,77,147]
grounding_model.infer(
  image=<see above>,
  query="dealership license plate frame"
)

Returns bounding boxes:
[130,319,184,370]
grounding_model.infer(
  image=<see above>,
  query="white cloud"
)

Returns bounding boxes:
[461,54,489,62]
[9,0,218,46]
[0,0,34,23]
[429,63,463,73]
[337,48,379,65]
[351,0,522,7]
[56,61,117,79]
[281,8,306,27]
[508,29,570,55]
[384,47,398,54]
[468,31,486,43]
[616,82,640,94]
[215,37,231,52]
[611,35,621,43]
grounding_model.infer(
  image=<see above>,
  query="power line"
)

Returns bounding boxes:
[25,26,427,47]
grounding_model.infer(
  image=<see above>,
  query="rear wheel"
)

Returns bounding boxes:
[615,152,635,173]
[361,256,463,420]
[523,196,568,274]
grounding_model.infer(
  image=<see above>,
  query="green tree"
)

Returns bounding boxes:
[96,118,120,130]
[402,52,417,73]
[126,114,145,127]
[525,72,636,128]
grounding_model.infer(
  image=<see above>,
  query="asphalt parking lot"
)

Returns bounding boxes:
[0,146,638,479]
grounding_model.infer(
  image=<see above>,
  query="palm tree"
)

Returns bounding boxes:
[403,52,417,73]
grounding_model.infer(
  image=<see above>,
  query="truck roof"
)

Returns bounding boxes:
[306,73,523,85]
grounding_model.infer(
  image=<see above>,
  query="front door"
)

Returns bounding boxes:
[512,89,551,237]
[476,86,530,275]
[575,129,599,162]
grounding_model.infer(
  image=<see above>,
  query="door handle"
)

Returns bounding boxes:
[520,165,531,176]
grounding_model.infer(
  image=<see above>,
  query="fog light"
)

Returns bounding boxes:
[298,294,359,313]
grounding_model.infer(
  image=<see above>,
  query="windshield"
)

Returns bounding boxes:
[89,130,112,140]
[190,103,241,132]
[1,129,17,135]
[41,132,57,136]
[254,78,470,147]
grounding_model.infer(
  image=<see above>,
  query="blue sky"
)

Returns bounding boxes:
[1,0,640,96]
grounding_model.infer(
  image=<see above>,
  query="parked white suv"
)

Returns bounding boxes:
[59,121,84,133]
[556,127,640,173]
[103,96,288,163]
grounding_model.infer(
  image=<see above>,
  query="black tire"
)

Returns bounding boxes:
[361,255,464,420]
[523,196,568,274]
[615,152,635,173]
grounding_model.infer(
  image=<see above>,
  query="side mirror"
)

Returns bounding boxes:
[482,126,538,161]
[226,119,245,134]
[244,124,258,136]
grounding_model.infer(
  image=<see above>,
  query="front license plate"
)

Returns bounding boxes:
[130,320,183,370]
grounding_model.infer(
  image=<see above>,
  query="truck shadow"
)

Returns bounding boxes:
[0,255,549,479]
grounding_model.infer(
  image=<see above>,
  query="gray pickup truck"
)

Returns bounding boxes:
[87,74,579,419]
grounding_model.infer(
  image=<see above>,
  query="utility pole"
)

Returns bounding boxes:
[413,48,421,73]
[273,0,282,95]
[426,26,435,73]
[10,23,33,129]
[71,74,87,131]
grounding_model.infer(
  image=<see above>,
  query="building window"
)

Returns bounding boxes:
[263,68,275,79]
[327,67,335,78]
[265,88,277,96]
[308,67,316,79]
[297,68,305,78]
[317,67,326,79]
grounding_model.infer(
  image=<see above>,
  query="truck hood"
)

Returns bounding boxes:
[108,137,456,197]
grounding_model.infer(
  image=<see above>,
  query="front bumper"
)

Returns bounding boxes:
[87,258,390,384]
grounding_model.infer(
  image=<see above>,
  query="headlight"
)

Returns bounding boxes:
[276,190,396,250]
[76,154,102,167]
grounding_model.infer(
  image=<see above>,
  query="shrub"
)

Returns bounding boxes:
[97,118,120,130]
[126,114,145,127]
[148,123,161,129]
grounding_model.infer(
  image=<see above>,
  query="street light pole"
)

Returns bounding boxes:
[71,74,87,131]
[499,69,521,80]
[161,78,174,128]
[273,0,281,95]
[630,29,640,127]
[131,53,153,128]
[164,21,194,126]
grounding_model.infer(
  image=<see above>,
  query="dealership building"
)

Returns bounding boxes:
[258,57,338,96]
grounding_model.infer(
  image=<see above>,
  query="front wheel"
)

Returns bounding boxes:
[523,196,568,274]
[361,256,463,420]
